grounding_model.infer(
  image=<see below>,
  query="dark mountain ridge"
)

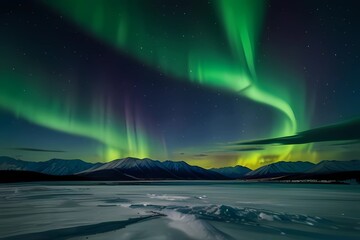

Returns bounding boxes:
[0,156,98,175]
[80,157,227,180]
[0,156,359,182]
[210,165,251,179]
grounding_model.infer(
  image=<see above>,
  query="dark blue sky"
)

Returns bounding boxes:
[0,0,359,168]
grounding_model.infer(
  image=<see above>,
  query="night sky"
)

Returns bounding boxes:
[0,0,359,169]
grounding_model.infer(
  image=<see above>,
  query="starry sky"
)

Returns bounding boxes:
[0,0,359,169]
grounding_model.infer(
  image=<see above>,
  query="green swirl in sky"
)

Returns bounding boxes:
[0,0,309,166]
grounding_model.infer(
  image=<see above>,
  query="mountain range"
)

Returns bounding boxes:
[79,157,226,180]
[0,156,100,175]
[210,165,251,179]
[0,156,359,182]
[244,161,316,179]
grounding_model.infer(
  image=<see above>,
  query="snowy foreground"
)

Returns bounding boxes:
[0,181,359,240]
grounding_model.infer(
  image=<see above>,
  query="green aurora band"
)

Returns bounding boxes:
[44,0,308,165]
[45,0,301,134]
[0,54,158,161]
[0,0,310,167]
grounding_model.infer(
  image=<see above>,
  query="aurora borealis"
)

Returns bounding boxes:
[0,0,359,169]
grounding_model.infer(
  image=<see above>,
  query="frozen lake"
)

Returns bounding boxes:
[0,181,359,240]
